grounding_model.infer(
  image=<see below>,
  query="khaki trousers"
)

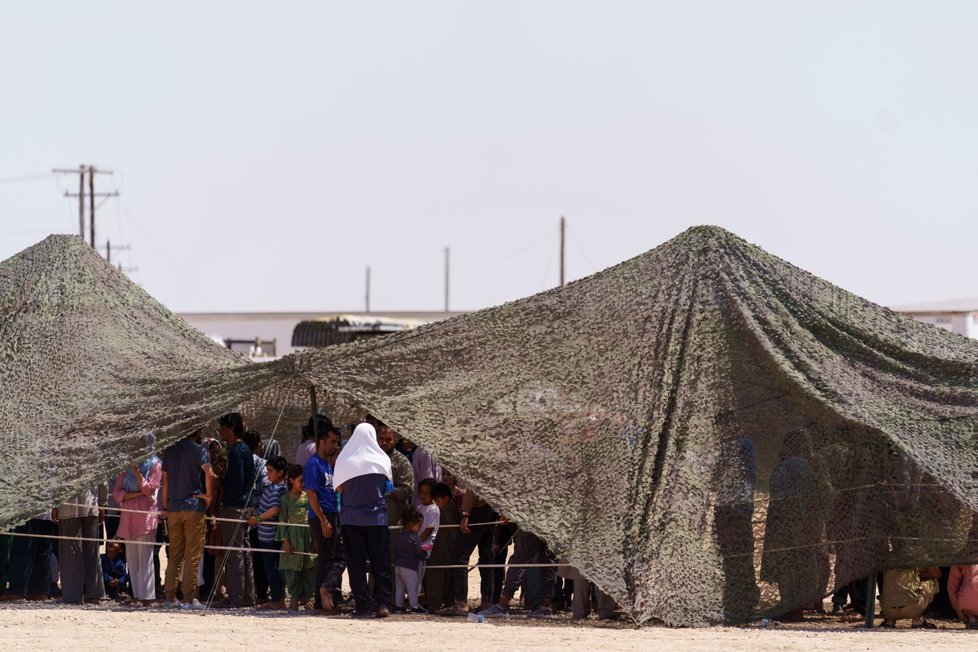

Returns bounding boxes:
[163,510,205,602]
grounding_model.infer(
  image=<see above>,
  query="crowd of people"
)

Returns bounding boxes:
[0,413,618,621]
[3,413,977,628]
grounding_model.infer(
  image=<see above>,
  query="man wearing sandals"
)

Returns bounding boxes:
[879,566,940,628]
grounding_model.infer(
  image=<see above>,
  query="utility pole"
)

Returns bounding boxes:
[100,239,131,265]
[88,166,96,247]
[52,165,117,247]
[365,266,371,313]
[559,215,566,287]
[444,246,450,314]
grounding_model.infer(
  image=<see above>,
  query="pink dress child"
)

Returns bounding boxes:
[113,453,162,601]
[949,564,978,628]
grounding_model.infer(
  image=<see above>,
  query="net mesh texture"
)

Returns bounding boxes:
[1,226,976,626]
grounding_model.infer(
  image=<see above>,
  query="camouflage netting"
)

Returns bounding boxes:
[1,228,977,626]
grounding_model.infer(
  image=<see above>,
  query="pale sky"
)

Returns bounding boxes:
[1,1,976,313]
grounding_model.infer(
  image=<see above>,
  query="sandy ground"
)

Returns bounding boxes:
[1,603,978,651]
[4,541,975,650]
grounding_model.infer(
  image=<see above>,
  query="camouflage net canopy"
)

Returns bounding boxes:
[1,228,977,626]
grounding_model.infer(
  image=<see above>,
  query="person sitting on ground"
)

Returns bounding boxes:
[393,508,428,613]
[277,464,316,611]
[879,566,941,628]
[480,520,557,620]
[949,564,978,629]
[100,541,129,600]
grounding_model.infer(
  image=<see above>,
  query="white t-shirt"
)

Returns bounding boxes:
[419,502,440,546]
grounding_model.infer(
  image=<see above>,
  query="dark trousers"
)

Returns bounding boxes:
[342,524,391,613]
[152,520,166,597]
[249,528,269,602]
[58,516,105,603]
[218,506,256,607]
[256,539,286,601]
[450,505,496,604]
[502,530,555,600]
[6,519,55,596]
[0,533,11,592]
[310,513,344,608]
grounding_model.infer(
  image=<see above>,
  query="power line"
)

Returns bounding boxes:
[53,165,118,245]
[567,223,599,275]
[0,172,52,185]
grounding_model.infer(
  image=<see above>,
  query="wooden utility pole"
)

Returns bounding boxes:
[444,246,450,314]
[365,266,371,313]
[559,215,566,287]
[77,165,84,237]
[53,165,117,247]
[101,239,131,265]
[88,166,96,247]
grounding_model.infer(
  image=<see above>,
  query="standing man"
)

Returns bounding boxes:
[57,486,107,604]
[161,428,212,609]
[218,412,258,608]
[303,425,342,611]
[480,523,556,619]
[371,418,414,532]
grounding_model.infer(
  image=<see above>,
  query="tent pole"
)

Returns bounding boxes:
[309,385,319,440]
[863,573,877,628]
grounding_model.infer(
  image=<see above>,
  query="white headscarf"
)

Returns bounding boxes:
[333,422,392,489]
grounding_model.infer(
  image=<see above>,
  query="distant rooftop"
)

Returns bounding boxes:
[892,297,978,314]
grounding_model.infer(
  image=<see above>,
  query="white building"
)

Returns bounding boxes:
[892,297,978,339]
[178,310,465,358]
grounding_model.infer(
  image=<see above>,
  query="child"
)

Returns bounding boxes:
[424,482,459,610]
[393,508,428,613]
[949,564,978,628]
[249,456,288,609]
[277,464,316,611]
[417,478,440,549]
[100,541,129,600]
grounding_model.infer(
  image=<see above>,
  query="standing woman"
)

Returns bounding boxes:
[113,433,162,605]
[333,422,393,618]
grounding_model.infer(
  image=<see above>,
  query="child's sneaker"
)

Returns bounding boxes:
[410,606,428,614]
[162,599,181,609]
[180,599,205,610]
[480,603,509,618]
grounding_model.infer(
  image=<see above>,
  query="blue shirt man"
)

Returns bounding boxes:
[303,453,338,518]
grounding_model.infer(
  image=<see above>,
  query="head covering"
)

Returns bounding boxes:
[333,422,392,488]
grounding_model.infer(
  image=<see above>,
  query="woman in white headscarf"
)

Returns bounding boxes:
[334,422,394,618]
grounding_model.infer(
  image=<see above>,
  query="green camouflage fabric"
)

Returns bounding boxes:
[1,227,977,625]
